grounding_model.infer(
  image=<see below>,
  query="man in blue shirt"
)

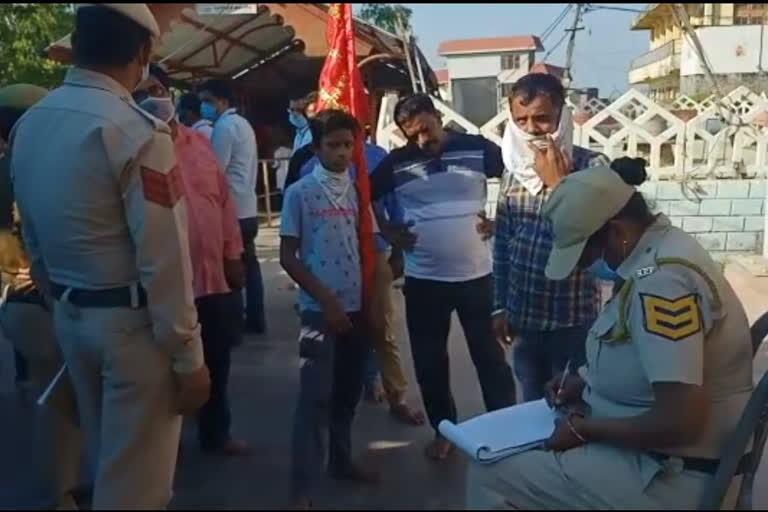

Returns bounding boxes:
[199,79,265,334]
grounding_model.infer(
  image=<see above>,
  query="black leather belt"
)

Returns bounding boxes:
[49,282,147,309]
[6,292,46,307]
[648,451,751,476]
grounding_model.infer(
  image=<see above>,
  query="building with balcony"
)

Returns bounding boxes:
[629,3,768,102]
[437,35,543,125]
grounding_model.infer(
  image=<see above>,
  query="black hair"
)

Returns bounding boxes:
[72,6,151,69]
[177,93,202,116]
[309,109,359,145]
[132,90,149,104]
[302,91,318,116]
[393,93,439,126]
[0,108,24,141]
[199,79,236,105]
[510,73,566,108]
[149,63,172,90]
[610,157,654,224]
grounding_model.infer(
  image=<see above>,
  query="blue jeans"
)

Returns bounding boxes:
[239,217,265,332]
[363,347,379,388]
[291,311,369,499]
[14,348,28,383]
[512,325,589,403]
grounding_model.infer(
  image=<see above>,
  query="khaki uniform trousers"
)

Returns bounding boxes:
[466,443,741,510]
[0,301,81,510]
[369,252,408,405]
[53,301,182,510]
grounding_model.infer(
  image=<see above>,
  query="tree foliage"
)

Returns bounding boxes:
[359,4,413,34]
[0,4,74,88]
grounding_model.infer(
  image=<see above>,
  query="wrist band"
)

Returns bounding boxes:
[492,308,506,318]
[567,413,587,443]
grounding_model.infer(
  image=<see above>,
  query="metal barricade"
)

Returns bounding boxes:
[256,157,291,228]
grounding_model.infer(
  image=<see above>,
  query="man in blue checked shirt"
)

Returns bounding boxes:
[289,138,425,426]
[493,73,609,403]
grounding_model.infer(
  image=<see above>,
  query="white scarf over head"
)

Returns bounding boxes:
[501,106,573,196]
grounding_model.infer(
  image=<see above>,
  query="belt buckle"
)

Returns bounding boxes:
[649,452,684,474]
[59,288,81,319]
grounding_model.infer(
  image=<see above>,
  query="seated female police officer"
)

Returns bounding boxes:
[466,157,754,510]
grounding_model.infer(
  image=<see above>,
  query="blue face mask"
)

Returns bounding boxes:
[288,110,308,129]
[587,258,621,282]
[200,101,219,122]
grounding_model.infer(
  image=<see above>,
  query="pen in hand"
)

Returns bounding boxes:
[555,360,572,407]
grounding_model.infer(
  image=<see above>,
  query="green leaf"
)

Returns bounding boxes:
[359,3,413,34]
[0,4,74,88]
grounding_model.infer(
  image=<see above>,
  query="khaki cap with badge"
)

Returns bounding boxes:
[543,165,636,281]
[75,3,160,37]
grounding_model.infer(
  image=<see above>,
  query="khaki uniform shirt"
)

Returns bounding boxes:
[581,214,753,459]
[10,68,203,373]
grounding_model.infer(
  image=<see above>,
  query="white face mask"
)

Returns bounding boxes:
[139,96,176,123]
[501,106,573,196]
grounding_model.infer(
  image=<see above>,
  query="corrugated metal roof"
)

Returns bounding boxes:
[46,3,437,92]
[438,36,543,55]
[47,4,298,82]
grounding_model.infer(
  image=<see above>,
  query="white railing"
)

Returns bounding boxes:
[376,86,768,181]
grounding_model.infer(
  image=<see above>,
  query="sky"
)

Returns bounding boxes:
[380,3,652,98]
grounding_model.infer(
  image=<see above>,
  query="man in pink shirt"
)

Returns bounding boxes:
[136,66,251,456]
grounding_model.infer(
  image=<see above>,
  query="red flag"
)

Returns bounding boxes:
[316,3,376,305]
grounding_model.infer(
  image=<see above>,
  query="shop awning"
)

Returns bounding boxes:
[45,3,437,95]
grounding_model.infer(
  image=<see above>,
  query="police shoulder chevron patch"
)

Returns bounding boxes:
[141,165,183,208]
[640,293,702,341]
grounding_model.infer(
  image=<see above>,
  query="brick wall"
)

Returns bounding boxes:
[487,178,766,260]
[639,179,765,259]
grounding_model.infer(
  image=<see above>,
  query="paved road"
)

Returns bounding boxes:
[1,228,766,509]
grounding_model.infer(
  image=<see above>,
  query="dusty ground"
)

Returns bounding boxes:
[1,227,767,509]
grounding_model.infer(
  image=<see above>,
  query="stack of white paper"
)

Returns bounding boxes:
[438,399,557,463]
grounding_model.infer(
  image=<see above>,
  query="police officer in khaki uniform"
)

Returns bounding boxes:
[10,4,210,509]
[0,84,83,510]
[466,158,754,509]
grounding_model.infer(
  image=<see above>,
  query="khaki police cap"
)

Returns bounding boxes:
[543,165,635,281]
[0,84,48,110]
[76,4,160,38]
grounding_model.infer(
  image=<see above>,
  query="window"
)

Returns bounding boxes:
[501,54,521,70]
[734,3,766,24]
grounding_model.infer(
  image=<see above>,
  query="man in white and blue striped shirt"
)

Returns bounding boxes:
[369,93,516,460]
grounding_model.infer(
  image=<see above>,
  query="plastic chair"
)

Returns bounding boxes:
[697,312,768,510]
[750,311,768,357]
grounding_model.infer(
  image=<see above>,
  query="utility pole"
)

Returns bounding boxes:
[395,15,419,93]
[563,3,585,90]
[412,34,428,94]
